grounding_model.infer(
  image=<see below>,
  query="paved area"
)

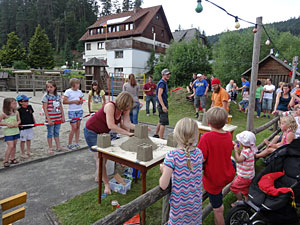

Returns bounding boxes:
[0,120,173,225]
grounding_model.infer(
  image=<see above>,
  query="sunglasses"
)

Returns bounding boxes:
[22,100,29,102]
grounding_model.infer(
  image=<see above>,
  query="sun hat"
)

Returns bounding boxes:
[211,78,221,85]
[16,94,31,102]
[197,74,202,77]
[236,131,258,153]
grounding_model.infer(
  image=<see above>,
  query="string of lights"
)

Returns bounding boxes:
[195,0,291,62]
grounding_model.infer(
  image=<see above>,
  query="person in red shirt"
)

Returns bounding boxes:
[142,76,157,116]
[197,106,235,225]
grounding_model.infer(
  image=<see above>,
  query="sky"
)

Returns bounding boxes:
[142,0,300,36]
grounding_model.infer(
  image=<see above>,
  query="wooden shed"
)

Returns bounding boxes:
[241,54,300,87]
[83,57,108,92]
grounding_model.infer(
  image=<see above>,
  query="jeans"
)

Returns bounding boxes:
[83,127,98,152]
[256,98,262,116]
[130,102,140,124]
[47,124,61,138]
[145,95,156,114]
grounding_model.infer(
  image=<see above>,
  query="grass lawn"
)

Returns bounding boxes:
[53,89,276,225]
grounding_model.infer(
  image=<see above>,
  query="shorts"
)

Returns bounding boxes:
[208,191,223,209]
[68,110,83,123]
[239,100,249,109]
[84,127,98,152]
[5,134,20,142]
[230,176,252,196]
[157,105,169,126]
[47,124,61,138]
[194,95,206,109]
[20,128,34,141]
[262,98,273,110]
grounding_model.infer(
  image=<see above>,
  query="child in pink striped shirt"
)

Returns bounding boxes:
[231,131,257,207]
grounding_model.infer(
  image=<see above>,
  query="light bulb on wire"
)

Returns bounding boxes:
[253,24,257,33]
[265,38,270,46]
[275,51,279,58]
[235,17,240,29]
[195,0,203,13]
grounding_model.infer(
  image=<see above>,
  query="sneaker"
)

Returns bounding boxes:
[267,115,270,119]
[153,134,159,138]
[73,143,80,150]
[146,114,150,117]
[153,113,157,116]
[232,100,237,104]
[262,115,266,118]
[195,112,199,118]
[67,144,74,150]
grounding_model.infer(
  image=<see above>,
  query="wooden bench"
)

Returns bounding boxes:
[0,192,27,225]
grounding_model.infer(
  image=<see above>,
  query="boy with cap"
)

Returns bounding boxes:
[191,73,208,118]
[16,94,36,158]
[153,68,170,139]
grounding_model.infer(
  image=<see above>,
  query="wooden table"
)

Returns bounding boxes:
[92,137,173,225]
[196,121,238,141]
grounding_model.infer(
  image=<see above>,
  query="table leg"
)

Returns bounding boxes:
[98,152,103,204]
[141,170,147,225]
[134,169,138,183]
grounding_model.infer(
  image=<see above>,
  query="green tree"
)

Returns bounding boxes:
[122,0,131,12]
[100,0,112,16]
[0,32,26,67]
[27,24,54,69]
[153,39,211,87]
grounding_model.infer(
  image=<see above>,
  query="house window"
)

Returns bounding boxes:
[89,29,93,35]
[129,23,133,30]
[97,28,100,34]
[100,27,104,34]
[108,26,111,33]
[97,42,105,50]
[125,24,129,31]
[161,30,164,38]
[116,25,120,32]
[115,51,123,58]
[156,15,159,20]
[151,26,155,33]
[114,68,123,73]
[86,43,91,51]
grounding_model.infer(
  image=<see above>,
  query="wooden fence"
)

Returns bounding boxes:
[93,116,281,225]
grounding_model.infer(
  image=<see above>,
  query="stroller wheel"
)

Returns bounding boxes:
[225,204,252,225]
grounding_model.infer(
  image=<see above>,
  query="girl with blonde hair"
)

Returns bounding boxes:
[256,115,297,158]
[160,118,203,224]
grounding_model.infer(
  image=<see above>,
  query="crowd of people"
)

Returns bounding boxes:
[1,68,300,225]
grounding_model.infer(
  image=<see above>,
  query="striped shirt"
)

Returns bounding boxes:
[42,94,62,122]
[164,148,203,225]
[237,148,255,179]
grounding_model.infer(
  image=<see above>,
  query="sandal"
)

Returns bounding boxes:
[27,152,33,157]
[57,147,68,152]
[21,154,29,159]
[10,159,19,164]
[48,148,54,156]
[4,161,10,167]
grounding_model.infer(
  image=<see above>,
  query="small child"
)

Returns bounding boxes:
[88,80,105,113]
[63,78,84,150]
[42,80,66,155]
[197,106,235,225]
[160,117,203,224]
[0,98,20,167]
[256,115,297,158]
[239,86,249,113]
[16,94,35,158]
[231,131,257,206]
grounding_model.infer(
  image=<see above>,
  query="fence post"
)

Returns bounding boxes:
[32,74,36,96]
[161,193,170,225]
[15,74,19,93]
[60,73,63,95]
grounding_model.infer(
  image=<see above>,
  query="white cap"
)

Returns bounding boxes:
[197,74,202,77]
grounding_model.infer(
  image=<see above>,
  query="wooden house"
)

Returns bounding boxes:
[80,5,173,75]
[241,54,300,87]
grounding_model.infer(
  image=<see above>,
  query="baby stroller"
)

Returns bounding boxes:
[226,138,300,225]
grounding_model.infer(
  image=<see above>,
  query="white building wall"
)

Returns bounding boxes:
[83,41,107,61]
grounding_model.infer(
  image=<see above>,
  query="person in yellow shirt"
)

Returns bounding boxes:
[88,80,106,113]
[211,78,229,112]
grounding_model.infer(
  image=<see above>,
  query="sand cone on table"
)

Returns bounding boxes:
[202,112,208,126]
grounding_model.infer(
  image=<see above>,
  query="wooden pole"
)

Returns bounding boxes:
[291,56,298,84]
[161,193,170,225]
[247,17,263,131]
[32,74,36,96]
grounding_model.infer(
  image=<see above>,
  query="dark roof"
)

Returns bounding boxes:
[83,57,108,67]
[172,28,205,42]
[80,5,172,42]
[241,54,300,76]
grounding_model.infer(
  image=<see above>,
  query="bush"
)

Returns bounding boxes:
[13,61,29,70]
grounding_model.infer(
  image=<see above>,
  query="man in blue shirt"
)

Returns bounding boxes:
[192,74,208,118]
[153,68,170,139]
[238,76,250,94]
